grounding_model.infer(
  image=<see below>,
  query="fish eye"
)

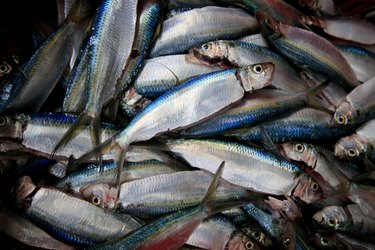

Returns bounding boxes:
[251,231,260,240]
[327,217,336,227]
[245,241,254,249]
[201,44,210,51]
[0,64,7,72]
[0,116,7,126]
[348,148,359,157]
[283,237,291,247]
[320,237,329,246]
[252,64,263,74]
[265,18,271,25]
[294,143,305,153]
[311,181,319,191]
[92,196,101,206]
[336,115,347,125]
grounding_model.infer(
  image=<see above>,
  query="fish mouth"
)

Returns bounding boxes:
[185,49,235,69]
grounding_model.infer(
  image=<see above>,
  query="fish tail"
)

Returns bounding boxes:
[114,148,127,204]
[302,78,333,114]
[69,134,118,170]
[201,161,225,214]
[53,111,95,155]
[66,0,92,23]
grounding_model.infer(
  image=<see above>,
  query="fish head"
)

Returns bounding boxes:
[0,115,23,140]
[280,142,318,167]
[241,224,273,248]
[313,206,348,230]
[238,63,275,92]
[293,175,322,203]
[335,134,368,159]
[312,232,342,249]
[226,231,262,250]
[14,176,37,208]
[186,41,234,68]
[334,101,356,125]
[80,183,118,209]
[256,11,281,37]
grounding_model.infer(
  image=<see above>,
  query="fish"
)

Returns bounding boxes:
[313,204,375,240]
[334,76,375,125]
[89,162,237,250]
[227,108,354,143]
[75,63,274,201]
[149,6,259,57]
[15,176,143,247]
[152,139,321,202]
[0,0,92,113]
[186,40,309,93]
[336,45,375,83]
[180,81,329,138]
[53,0,139,155]
[257,11,359,90]
[0,113,120,161]
[335,118,375,160]
[186,215,261,250]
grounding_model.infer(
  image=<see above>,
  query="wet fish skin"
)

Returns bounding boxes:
[134,54,221,97]
[334,76,375,126]
[180,89,307,138]
[115,0,165,98]
[187,40,309,93]
[0,113,120,161]
[186,215,261,250]
[0,0,91,113]
[335,119,375,160]
[150,6,259,57]
[336,45,375,83]
[15,176,143,247]
[257,11,359,90]
[313,204,375,238]
[227,108,355,143]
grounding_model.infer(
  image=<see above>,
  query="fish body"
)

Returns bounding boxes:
[258,12,359,89]
[134,54,221,97]
[227,108,354,143]
[162,139,302,196]
[15,176,142,247]
[0,0,91,113]
[337,45,375,83]
[186,215,260,250]
[180,89,307,138]
[0,113,119,160]
[150,6,258,57]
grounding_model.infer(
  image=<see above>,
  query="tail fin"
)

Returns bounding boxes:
[301,79,333,114]
[53,111,101,157]
[66,0,93,23]
[201,161,225,214]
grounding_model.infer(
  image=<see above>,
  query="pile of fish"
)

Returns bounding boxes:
[1,0,375,249]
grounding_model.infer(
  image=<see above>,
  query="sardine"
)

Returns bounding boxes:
[15,176,143,247]
[334,76,375,125]
[187,40,309,93]
[335,118,375,160]
[76,63,274,200]
[150,6,259,57]
[0,0,91,113]
[186,215,261,250]
[257,11,359,89]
